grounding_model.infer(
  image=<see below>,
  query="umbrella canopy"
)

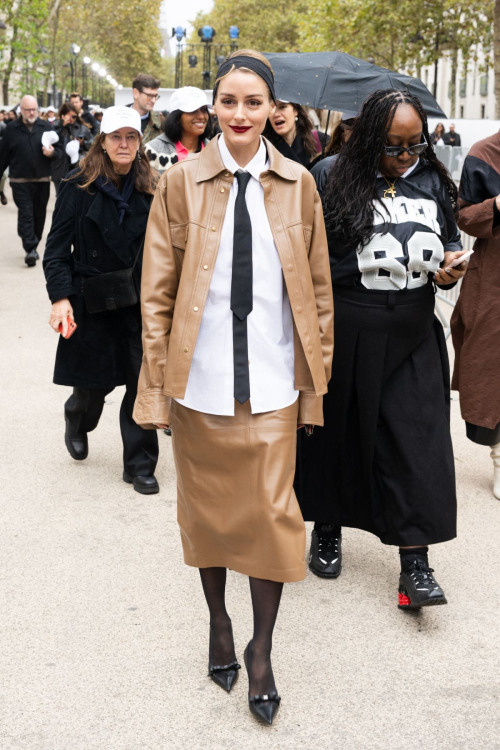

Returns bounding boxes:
[264,51,446,118]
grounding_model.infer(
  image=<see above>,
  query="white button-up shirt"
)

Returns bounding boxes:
[174,135,298,416]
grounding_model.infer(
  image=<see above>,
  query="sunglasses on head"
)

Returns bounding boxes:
[383,141,427,157]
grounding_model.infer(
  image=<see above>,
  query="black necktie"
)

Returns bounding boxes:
[230,170,253,404]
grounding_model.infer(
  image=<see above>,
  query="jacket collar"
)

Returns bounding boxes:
[14,117,44,131]
[196,134,297,183]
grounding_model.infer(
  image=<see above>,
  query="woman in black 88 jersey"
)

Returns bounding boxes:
[295,90,469,610]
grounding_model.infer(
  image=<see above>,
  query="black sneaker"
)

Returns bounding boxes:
[398,560,447,610]
[308,525,342,578]
[24,249,39,267]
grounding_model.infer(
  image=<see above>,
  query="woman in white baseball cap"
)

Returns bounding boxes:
[145,86,212,174]
[43,105,160,495]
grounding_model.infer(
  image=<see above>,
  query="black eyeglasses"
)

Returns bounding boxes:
[383,141,428,157]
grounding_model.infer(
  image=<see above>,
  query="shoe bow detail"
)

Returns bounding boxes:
[208,661,241,676]
[249,691,281,705]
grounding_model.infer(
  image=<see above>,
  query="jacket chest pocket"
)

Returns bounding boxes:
[171,223,189,271]
[171,222,189,250]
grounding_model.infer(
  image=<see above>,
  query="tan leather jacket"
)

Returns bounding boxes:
[133,136,333,428]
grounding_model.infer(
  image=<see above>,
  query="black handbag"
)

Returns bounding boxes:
[82,240,144,313]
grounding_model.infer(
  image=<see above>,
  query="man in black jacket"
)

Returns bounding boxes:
[0,95,62,266]
[443,123,461,147]
[69,92,99,137]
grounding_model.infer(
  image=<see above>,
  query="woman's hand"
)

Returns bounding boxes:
[434,250,469,285]
[49,298,74,336]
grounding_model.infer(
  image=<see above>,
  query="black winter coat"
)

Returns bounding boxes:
[0,117,63,178]
[43,172,153,389]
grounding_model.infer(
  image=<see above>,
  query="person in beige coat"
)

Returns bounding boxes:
[133,50,333,725]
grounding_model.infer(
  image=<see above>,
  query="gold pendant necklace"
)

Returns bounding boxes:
[383,176,398,199]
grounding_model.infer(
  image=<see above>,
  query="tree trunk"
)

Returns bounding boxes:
[449,47,458,119]
[495,0,500,118]
[2,19,20,106]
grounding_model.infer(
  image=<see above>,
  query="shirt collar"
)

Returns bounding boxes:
[377,158,420,180]
[218,133,269,181]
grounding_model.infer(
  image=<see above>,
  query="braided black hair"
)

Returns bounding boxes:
[323,89,458,250]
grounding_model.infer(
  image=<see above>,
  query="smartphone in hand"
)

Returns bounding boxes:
[446,249,474,270]
[58,317,77,339]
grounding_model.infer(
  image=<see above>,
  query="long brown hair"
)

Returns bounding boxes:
[294,104,319,160]
[76,133,156,194]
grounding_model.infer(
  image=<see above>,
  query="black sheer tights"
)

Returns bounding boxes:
[199,567,283,695]
[199,567,236,667]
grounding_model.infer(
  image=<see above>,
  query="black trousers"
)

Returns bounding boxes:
[64,328,159,477]
[10,181,50,253]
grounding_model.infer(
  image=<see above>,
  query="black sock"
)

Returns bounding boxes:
[399,546,429,572]
[314,521,342,536]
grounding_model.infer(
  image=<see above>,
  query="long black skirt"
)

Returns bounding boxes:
[295,283,457,546]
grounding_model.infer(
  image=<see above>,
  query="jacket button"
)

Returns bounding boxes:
[308,346,313,353]
[297,306,302,313]
[224,172,229,177]
[92,251,98,257]
[288,264,293,271]
[220,188,225,193]
[211,227,216,232]
[193,307,199,312]
[203,265,208,270]
[183,347,189,352]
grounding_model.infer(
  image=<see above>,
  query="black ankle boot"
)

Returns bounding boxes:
[65,416,88,460]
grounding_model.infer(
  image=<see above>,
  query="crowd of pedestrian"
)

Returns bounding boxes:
[1,51,499,728]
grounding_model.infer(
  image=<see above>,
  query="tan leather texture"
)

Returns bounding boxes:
[171,398,307,583]
[133,136,333,429]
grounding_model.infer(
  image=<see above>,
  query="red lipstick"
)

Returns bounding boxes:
[230,125,251,133]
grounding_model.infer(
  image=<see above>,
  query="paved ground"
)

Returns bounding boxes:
[1,183,499,750]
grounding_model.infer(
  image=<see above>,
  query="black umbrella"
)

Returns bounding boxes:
[264,51,447,118]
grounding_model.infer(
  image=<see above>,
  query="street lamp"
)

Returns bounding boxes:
[69,42,80,91]
[198,26,216,90]
[172,25,186,42]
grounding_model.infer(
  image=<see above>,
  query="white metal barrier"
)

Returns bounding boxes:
[434,145,470,181]
[434,231,474,339]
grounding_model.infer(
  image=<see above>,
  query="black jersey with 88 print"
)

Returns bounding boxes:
[325,161,462,290]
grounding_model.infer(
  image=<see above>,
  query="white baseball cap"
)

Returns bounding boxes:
[100,105,142,135]
[168,87,208,113]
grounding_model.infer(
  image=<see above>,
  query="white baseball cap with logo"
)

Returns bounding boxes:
[168,87,208,113]
[100,105,142,135]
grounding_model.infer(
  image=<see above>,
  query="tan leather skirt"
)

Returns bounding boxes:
[170,399,306,583]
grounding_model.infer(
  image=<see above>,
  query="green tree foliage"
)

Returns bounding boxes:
[0,0,166,105]
[192,0,306,53]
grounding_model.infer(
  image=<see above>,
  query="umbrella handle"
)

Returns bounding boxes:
[323,110,331,156]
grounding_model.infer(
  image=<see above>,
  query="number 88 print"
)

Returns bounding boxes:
[357,231,444,290]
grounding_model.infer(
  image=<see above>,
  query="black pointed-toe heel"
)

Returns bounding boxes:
[244,643,281,725]
[208,660,241,692]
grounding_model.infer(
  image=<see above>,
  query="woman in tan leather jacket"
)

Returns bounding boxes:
[133,50,333,725]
